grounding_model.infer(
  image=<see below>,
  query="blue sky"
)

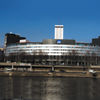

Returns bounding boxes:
[0,0,100,46]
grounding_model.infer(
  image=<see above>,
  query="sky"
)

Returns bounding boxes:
[0,0,100,47]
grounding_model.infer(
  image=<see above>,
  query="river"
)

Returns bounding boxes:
[0,77,100,100]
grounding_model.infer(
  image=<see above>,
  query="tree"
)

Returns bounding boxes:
[67,50,78,66]
[91,52,97,65]
[85,51,91,66]
[38,50,44,64]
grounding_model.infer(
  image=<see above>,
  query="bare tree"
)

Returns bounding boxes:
[68,50,78,66]
[85,51,91,66]
[38,50,43,64]
[91,52,97,65]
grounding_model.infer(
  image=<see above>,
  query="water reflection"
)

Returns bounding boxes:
[42,77,62,100]
[0,77,100,100]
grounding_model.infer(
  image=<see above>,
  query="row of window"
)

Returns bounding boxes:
[7,44,99,49]
[5,44,100,56]
[6,48,100,53]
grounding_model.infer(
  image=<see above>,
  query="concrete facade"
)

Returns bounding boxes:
[55,25,64,39]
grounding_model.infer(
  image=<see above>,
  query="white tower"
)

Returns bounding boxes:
[55,25,64,39]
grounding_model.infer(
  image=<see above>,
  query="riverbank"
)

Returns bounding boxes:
[0,71,99,78]
[0,62,100,78]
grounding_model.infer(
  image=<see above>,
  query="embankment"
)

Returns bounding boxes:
[0,62,100,78]
[0,71,99,78]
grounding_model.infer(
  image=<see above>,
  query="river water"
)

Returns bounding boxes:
[0,77,100,100]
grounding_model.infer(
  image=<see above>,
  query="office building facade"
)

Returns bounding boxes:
[4,26,100,66]
[55,25,64,39]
